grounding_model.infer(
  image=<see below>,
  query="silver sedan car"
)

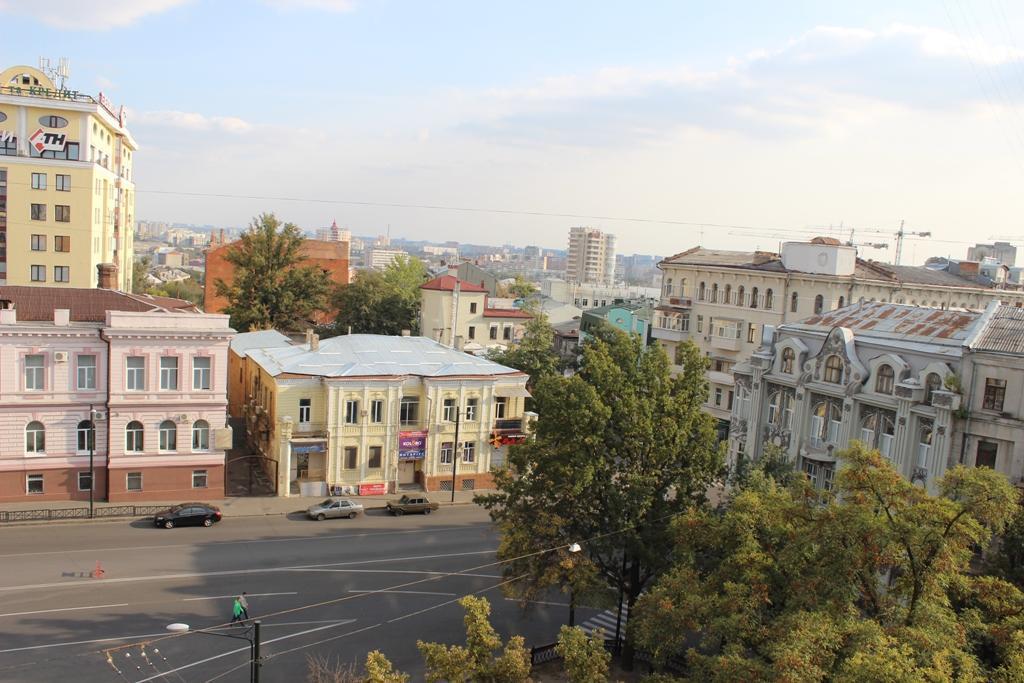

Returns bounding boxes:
[307,498,364,520]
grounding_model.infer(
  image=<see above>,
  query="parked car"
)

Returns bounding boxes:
[386,495,439,516]
[307,498,364,520]
[153,503,222,529]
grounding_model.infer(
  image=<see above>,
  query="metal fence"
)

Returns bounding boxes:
[0,505,168,523]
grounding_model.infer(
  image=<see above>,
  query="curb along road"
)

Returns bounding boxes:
[0,499,481,528]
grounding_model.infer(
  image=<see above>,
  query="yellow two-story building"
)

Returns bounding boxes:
[0,65,136,290]
[229,331,531,496]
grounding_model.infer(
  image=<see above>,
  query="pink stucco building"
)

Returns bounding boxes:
[0,286,233,503]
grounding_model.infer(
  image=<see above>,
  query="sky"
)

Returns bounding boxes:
[3,0,1024,264]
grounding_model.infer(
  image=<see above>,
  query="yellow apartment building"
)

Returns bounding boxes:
[228,331,531,497]
[0,65,136,290]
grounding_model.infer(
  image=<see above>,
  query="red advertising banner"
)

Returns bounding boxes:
[358,482,387,496]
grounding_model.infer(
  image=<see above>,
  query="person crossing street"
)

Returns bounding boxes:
[230,596,245,625]
[237,591,250,620]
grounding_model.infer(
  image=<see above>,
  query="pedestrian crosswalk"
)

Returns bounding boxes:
[578,604,629,639]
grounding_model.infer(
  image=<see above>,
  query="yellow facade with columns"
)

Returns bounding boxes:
[0,65,136,290]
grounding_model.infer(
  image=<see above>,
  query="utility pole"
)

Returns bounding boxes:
[252,620,262,683]
[88,404,95,519]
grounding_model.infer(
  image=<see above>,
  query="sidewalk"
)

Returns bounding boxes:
[0,490,490,525]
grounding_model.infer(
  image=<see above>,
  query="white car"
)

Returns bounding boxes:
[307,498,364,520]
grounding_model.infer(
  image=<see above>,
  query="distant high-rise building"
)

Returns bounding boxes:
[1,64,137,290]
[316,220,351,243]
[967,241,1017,267]
[566,226,616,285]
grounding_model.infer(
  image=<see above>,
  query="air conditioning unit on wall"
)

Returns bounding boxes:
[177,414,189,423]
[54,351,69,363]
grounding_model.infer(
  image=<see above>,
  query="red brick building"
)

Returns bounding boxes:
[204,234,350,323]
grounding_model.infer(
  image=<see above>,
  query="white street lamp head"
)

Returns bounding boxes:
[165,623,190,633]
[568,543,582,553]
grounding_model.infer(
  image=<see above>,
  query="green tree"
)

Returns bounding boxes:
[214,213,332,332]
[332,256,427,336]
[149,276,205,307]
[988,499,1024,590]
[364,650,409,683]
[487,312,560,390]
[730,442,795,489]
[556,625,611,683]
[631,443,1024,681]
[417,596,531,683]
[131,256,152,294]
[478,331,723,669]
[506,276,537,299]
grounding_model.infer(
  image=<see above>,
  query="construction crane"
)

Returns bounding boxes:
[893,220,931,266]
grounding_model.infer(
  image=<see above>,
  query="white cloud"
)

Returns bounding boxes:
[0,0,192,30]
[263,0,355,12]
[134,110,254,134]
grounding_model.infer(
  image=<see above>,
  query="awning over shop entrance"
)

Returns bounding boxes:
[495,385,531,398]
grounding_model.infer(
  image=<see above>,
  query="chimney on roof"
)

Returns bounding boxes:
[54,309,70,326]
[97,263,118,289]
[401,329,411,337]
[305,328,314,346]
[310,333,320,351]
[454,335,465,351]
[0,307,15,325]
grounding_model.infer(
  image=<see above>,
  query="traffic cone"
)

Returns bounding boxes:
[92,561,105,578]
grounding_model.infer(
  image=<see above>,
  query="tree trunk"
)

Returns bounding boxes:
[620,560,642,671]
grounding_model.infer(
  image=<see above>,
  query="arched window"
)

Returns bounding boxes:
[924,373,942,405]
[698,282,706,301]
[737,286,745,307]
[663,277,673,297]
[875,365,895,394]
[724,284,731,305]
[811,401,842,446]
[791,292,799,313]
[823,355,844,384]
[767,390,794,429]
[837,296,845,308]
[26,421,45,453]
[917,422,934,470]
[765,289,774,310]
[126,421,144,453]
[77,420,95,453]
[751,287,759,309]
[711,283,718,303]
[781,347,796,374]
[814,295,824,315]
[859,409,896,458]
[159,420,177,451]
[192,420,210,451]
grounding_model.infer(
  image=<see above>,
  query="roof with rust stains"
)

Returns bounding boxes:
[970,304,1024,353]
[787,301,981,343]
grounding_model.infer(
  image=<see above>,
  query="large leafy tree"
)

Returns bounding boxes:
[215,213,332,332]
[478,326,723,668]
[631,443,1024,681]
[331,255,427,336]
[487,311,559,390]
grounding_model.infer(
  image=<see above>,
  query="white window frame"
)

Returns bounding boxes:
[494,397,508,419]
[125,421,144,453]
[192,469,208,489]
[25,354,44,391]
[126,472,143,492]
[159,420,177,451]
[192,356,211,390]
[77,471,92,491]
[443,398,456,422]
[77,354,97,390]
[126,356,146,391]
[465,398,478,421]
[439,442,454,465]
[26,473,44,495]
[77,420,94,454]
[160,356,179,391]
[298,398,311,424]
[461,441,475,464]
[25,421,45,454]
[371,399,384,423]
[344,400,359,425]
[192,420,210,451]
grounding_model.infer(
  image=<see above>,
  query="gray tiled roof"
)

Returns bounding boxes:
[787,301,981,343]
[245,333,525,379]
[230,330,293,357]
[970,305,1024,353]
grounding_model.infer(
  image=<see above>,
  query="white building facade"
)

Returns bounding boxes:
[566,226,616,286]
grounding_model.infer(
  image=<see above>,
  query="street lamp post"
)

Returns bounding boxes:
[88,404,95,519]
[567,542,581,627]
[166,620,262,682]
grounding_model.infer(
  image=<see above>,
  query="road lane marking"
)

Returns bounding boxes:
[0,620,356,656]
[0,602,131,618]
[0,520,487,558]
[0,631,171,654]
[348,589,456,596]
[130,620,357,683]
[182,592,297,601]
[0,549,498,593]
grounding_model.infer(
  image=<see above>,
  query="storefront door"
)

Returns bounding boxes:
[398,461,417,484]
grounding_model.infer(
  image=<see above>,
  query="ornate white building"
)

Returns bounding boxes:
[729,300,1024,492]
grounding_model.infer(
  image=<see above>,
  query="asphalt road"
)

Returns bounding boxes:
[0,505,588,682]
